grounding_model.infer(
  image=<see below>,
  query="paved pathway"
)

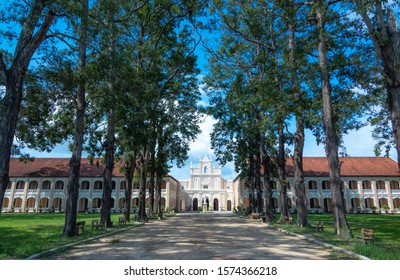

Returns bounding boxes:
[50,213,338,260]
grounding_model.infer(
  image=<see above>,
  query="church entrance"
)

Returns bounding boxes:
[193,198,198,211]
[213,198,219,211]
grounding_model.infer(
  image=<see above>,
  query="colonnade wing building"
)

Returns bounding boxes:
[236,157,400,213]
[2,158,180,213]
[2,156,400,214]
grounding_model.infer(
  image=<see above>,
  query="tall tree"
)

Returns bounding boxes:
[0,0,57,214]
[313,0,349,234]
[64,0,89,236]
[354,0,400,168]
[280,0,309,227]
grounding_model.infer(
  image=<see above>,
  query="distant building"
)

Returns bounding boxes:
[178,155,234,212]
[2,156,400,214]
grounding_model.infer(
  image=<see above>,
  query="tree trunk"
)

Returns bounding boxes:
[64,0,88,236]
[248,155,255,213]
[260,134,274,222]
[124,152,136,222]
[148,155,155,216]
[316,5,349,234]
[277,126,289,223]
[255,150,263,213]
[0,0,54,214]
[138,145,149,221]
[101,107,115,227]
[288,22,307,227]
[155,174,163,219]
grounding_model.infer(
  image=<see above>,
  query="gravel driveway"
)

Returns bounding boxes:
[49,212,340,260]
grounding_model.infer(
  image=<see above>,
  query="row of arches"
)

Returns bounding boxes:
[267,180,400,190]
[186,198,232,211]
[76,197,167,212]
[2,197,62,210]
[242,196,400,213]
[7,179,168,191]
[2,196,168,212]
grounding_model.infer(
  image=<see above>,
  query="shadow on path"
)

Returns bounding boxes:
[49,213,337,260]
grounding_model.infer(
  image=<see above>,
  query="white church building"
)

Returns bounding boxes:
[178,155,234,212]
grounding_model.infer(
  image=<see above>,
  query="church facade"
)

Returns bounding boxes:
[178,155,234,212]
[2,156,400,214]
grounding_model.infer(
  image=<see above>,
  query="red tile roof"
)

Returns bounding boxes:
[286,157,399,177]
[9,158,125,178]
[9,157,399,178]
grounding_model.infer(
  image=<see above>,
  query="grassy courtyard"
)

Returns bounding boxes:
[273,213,400,260]
[0,213,134,259]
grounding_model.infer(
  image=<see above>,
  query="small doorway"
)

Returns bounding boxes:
[213,198,219,211]
[193,198,198,211]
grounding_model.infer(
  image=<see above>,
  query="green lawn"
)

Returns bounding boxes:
[273,213,400,260]
[0,213,134,259]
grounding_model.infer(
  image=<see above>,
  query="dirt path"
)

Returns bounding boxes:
[49,212,338,260]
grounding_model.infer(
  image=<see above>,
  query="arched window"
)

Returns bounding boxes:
[203,166,207,174]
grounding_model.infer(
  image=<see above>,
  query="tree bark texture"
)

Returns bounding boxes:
[101,108,115,227]
[255,150,263,213]
[155,174,163,218]
[277,126,289,223]
[124,152,136,222]
[248,155,255,213]
[138,145,149,221]
[64,0,88,237]
[260,134,274,221]
[316,5,349,234]
[148,153,156,216]
[288,23,307,227]
[0,0,55,214]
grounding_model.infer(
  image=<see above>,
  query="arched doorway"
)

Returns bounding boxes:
[26,197,35,210]
[92,198,101,209]
[13,197,22,211]
[309,197,319,208]
[193,198,198,211]
[213,198,219,211]
[394,198,400,208]
[2,197,9,209]
[351,198,361,208]
[365,198,374,208]
[39,197,49,209]
[78,198,88,212]
[52,198,63,212]
[323,198,333,213]
[227,200,232,211]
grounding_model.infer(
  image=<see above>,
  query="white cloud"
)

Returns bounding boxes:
[169,114,237,180]
[187,114,216,157]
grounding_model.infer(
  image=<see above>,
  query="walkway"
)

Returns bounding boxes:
[49,213,339,260]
